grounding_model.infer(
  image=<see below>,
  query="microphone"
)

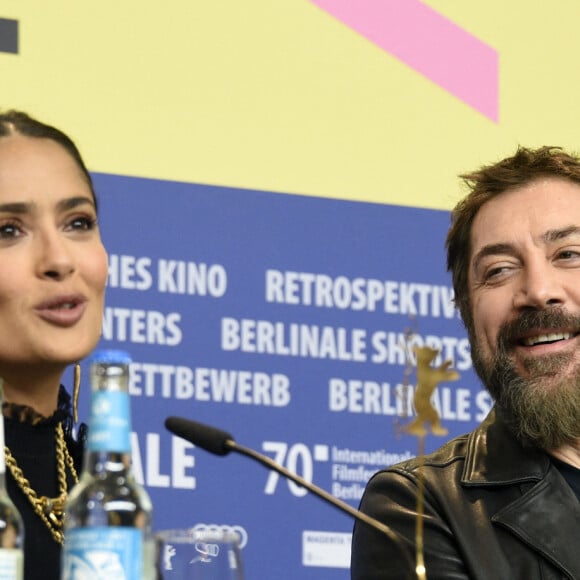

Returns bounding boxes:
[165,416,415,575]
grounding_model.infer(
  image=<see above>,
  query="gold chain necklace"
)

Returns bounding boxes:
[4,422,79,544]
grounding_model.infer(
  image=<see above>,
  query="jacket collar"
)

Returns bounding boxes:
[461,408,549,485]
[461,407,580,578]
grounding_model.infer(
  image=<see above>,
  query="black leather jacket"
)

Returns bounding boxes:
[351,410,580,579]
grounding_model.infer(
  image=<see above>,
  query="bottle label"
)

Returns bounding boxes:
[62,527,143,579]
[88,391,131,452]
[0,549,23,580]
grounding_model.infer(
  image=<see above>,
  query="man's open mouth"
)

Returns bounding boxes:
[520,332,576,347]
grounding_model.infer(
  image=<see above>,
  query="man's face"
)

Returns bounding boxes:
[469,177,580,447]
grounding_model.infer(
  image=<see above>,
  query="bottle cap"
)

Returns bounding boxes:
[89,349,132,365]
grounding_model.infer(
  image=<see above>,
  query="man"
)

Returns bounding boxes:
[351,146,580,580]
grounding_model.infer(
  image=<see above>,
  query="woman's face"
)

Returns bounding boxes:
[0,135,107,370]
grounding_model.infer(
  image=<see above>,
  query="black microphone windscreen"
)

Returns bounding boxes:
[164,417,413,574]
[165,416,234,456]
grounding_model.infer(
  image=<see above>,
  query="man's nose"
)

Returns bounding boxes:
[512,260,565,310]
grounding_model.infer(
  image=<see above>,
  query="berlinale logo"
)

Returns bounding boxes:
[0,18,18,54]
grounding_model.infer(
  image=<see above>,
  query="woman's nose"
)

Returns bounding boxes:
[36,231,75,280]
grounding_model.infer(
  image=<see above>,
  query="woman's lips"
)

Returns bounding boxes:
[34,296,87,327]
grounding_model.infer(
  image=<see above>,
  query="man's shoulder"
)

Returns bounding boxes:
[359,430,474,508]
[368,410,548,490]
[367,413,498,487]
[390,431,472,476]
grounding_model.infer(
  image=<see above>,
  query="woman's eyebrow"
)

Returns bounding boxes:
[0,202,31,214]
[0,196,95,215]
[55,196,95,212]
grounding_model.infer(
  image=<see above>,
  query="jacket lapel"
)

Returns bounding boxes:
[462,409,580,578]
[492,467,580,578]
[462,409,548,484]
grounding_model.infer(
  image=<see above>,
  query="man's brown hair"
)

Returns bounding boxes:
[446,146,580,332]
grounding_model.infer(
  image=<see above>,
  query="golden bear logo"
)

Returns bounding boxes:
[405,346,460,437]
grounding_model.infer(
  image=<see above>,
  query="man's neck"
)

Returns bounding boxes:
[547,444,580,468]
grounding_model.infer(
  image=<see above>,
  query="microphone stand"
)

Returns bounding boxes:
[224,438,416,577]
[165,416,416,578]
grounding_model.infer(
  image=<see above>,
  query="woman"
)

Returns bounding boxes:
[0,111,108,579]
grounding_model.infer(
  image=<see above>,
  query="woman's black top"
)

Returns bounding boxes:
[4,387,85,580]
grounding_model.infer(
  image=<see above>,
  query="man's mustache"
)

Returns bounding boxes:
[496,307,580,351]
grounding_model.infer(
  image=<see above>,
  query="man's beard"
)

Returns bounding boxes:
[471,307,580,449]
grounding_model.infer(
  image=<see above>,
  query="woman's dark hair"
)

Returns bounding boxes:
[0,110,96,208]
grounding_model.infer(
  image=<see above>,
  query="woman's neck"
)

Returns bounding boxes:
[0,368,63,418]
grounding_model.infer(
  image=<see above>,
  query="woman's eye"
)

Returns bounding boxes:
[0,222,22,239]
[67,216,97,231]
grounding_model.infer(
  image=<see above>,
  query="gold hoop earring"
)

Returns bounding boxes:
[73,363,81,423]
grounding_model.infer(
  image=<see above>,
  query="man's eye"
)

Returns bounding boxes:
[483,266,509,281]
[557,249,580,260]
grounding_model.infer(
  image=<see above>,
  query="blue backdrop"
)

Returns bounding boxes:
[82,172,487,579]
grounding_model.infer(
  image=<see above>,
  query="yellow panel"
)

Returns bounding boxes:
[2,1,580,209]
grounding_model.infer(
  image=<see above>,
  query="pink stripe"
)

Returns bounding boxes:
[310,0,499,122]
